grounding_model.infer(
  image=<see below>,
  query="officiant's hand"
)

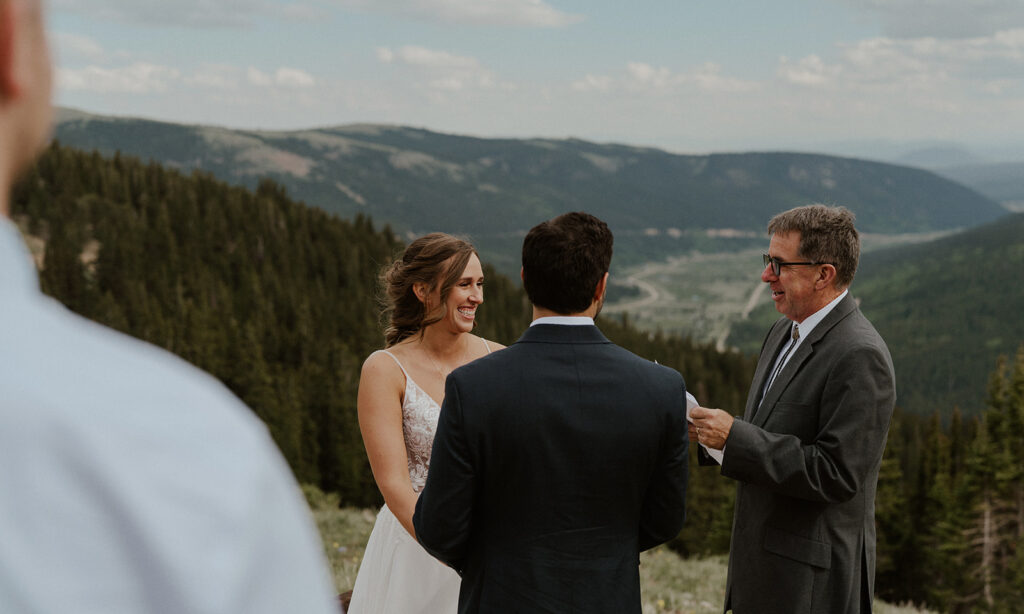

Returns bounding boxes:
[689,406,733,451]
[687,422,699,442]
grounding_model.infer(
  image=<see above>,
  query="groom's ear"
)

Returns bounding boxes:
[593,272,609,303]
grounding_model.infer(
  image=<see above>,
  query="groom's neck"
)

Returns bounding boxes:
[532,304,598,322]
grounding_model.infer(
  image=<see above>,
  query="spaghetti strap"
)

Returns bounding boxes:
[375,349,410,379]
[482,338,492,354]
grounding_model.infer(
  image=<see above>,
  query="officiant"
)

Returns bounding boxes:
[689,204,896,614]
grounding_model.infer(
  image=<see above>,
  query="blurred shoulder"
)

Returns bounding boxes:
[1,299,290,484]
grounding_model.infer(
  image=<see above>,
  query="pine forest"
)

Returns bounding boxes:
[12,143,1024,612]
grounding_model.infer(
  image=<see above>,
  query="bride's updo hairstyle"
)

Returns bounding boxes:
[381,232,478,347]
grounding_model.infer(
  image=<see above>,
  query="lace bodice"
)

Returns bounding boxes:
[377,342,490,493]
[400,375,441,494]
[378,342,491,493]
[377,351,444,493]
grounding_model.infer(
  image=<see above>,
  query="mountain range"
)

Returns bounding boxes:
[53,108,1007,272]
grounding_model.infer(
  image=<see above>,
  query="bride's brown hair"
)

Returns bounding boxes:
[381,233,478,347]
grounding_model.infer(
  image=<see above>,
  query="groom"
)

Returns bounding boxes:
[414,211,689,613]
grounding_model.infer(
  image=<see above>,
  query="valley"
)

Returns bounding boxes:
[603,231,953,350]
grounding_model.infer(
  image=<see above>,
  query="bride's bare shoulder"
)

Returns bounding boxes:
[476,335,507,353]
[361,344,410,380]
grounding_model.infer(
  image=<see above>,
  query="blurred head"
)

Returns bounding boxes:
[0,0,53,204]
[381,233,480,346]
[762,204,859,322]
[522,211,613,315]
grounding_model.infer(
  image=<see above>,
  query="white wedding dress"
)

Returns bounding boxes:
[347,348,473,613]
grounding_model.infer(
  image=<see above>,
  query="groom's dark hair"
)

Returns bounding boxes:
[522,211,613,314]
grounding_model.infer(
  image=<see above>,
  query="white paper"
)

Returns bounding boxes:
[686,391,724,464]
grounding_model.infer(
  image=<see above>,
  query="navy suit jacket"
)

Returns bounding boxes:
[413,324,689,614]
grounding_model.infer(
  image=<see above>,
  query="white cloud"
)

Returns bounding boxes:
[247,67,315,88]
[51,0,322,28]
[53,32,107,63]
[839,0,1024,38]
[57,60,316,98]
[58,62,181,93]
[571,74,612,92]
[247,67,274,87]
[337,0,582,27]
[275,68,316,87]
[690,62,759,93]
[778,55,842,86]
[376,45,501,92]
[377,45,482,69]
[772,28,1024,97]
[626,62,676,89]
[186,64,241,90]
[838,29,1024,84]
[569,62,756,95]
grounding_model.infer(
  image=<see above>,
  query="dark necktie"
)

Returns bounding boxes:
[764,324,800,395]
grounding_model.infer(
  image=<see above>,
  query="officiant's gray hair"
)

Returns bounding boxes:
[768,204,860,288]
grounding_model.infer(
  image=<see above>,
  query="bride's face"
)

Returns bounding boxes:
[422,253,485,334]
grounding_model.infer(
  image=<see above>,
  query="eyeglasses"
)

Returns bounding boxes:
[762,254,831,276]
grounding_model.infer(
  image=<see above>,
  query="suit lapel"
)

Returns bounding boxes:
[751,295,858,428]
[743,320,791,421]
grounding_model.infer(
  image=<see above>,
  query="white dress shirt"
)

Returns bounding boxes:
[0,218,338,614]
[762,289,849,399]
[530,316,595,326]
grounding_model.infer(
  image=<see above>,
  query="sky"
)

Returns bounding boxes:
[51,0,1024,160]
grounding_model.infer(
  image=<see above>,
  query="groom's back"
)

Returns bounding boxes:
[446,324,688,612]
[413,212,689,613]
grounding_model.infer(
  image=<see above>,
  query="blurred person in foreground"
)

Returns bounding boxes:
[0,1,339,612]
[414,211,689,613]
[690,204,896,614]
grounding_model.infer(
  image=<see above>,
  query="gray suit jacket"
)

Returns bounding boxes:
[414,324,689,614]
[720,294,895,614]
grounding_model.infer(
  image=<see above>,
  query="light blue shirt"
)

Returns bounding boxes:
[0,217,338,614]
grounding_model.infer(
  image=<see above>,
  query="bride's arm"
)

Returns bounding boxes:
[357,352,419,539]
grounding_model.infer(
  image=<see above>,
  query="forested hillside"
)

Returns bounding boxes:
[11,142,755,506]
[13,143,1022,611]
[54,109,1006,272]
[855,213,1024,418]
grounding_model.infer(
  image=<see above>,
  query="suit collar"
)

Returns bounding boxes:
[800,293,857,348]
[746,294,859,426]
[516,323,611,345]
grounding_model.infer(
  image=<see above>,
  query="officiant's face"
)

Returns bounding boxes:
[435,253,484,334]
[762,231,819,323]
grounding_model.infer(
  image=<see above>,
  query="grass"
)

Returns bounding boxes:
[304,486,936,614]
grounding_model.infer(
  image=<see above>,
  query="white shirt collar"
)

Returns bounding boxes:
[530,316,595,327]
[793,289,848,340]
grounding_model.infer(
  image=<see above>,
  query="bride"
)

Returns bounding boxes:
[347,233,504,613]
